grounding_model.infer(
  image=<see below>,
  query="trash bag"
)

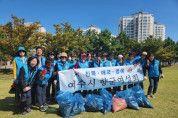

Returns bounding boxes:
[70,93,85,116]
[56,91,85,118]
[99,89,113,114]
[85,94,104,112]
[56,91,74,118]
[116,89,140,110]
[112,95,127,113]
[132,84,153,108]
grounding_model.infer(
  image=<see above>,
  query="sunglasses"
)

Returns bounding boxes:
[19,50,25,53]
[47,64,53,66]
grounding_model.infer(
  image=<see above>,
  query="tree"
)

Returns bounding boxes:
[45,22,90,55]
[0,15,46,58]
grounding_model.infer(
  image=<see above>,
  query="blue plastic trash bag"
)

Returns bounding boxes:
[85,94,104,112]
[70,93,85,116]
[116,89,140,110]
[99,89,113,114]
[56,91,74,118]
[132,84,153,108]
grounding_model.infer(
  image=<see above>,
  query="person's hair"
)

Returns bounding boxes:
[87,52,92,56]
[47,51,55,58]
[149,53,154,57]
[27,56,39,67]
[45,58,53,65]
[36,46,43,51]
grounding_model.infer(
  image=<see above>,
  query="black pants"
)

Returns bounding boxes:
[31,84,37,105]
[36,84,47,107]
[46,77,55,100]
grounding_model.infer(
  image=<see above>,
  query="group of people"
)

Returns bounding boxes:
[12,46,164,115]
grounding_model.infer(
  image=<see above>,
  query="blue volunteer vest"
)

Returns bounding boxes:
[133,56,141,64]
[69,60,77,69]
[116,60,125,66]
[148,60,160,77]
[136,58,146,68]
[14,56,28,84]
[34,55,46,67]
[57,61,70,71]
[103,60,111,67]
[36,66,53,85]
[23,65,38,85]
[87,59,93,68]
[78,60,89,68]
[110,59,116,66]
[93,60,104,67]
[125,59,134,65]
[53,60,57,67]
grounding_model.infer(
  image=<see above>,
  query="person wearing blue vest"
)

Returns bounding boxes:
[36,59,53,112]
[69,53,77,69]
[109,52,117,67]
[133,48,141,63]
[102,52,112,67]
[54,52,70,91]
[75,52,89,96]
[46,51,57,103]
[87,52,93,68]
[56,51,61,62]
[135,52,148,89]
[124,53,135,90]
[13,46,28,107]
[113,54,125,93]
[32,46,46,106]
[75,53,89,69]
[102,52,112,92]
[17,56,39,115]
[146,54,164,98]
[116,54,125,66]
[90,53,104,94]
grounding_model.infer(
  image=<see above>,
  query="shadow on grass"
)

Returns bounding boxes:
[0,97,19,115]
[0,69,12,75]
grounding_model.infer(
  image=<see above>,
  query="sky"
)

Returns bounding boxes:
[0,0,178,41]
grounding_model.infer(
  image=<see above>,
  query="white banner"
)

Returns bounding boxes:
[58,65,144,93]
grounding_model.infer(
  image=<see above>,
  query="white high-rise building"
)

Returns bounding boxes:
[82,25,101,36]
[153,22,165,41]
[118,11,165,41]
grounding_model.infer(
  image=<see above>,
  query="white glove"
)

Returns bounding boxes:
[144,76,147,80]
[54,80,57,85]
[160,74,164,79]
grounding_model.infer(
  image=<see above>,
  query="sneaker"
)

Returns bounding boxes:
[39,105,45,112]
[147,95,151,98]
[43,103,49,109]
[26,108,32,113]
[20,109,27,115]
[151,94,155,98]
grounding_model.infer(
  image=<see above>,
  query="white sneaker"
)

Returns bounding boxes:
[147,95,151,98]
[151,94,155,98]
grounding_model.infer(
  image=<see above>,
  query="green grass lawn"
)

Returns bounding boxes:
[0,65,178,118]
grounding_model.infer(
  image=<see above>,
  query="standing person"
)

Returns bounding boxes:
[46,51,57,103]
[87,52,93,68]
[113,54,125,93]
[13,46,28,107]
[133,48,141,62]
[135,52,148,89]
[56,51,61,62]
[32,46,46,105]
[125,53,135,89]
[146,54,164,98]
[102,52,112,67]
[17,56,39,115]
[69,54,77,69]
[54,52,70,91]
[36,59,53,112]
[109,52,116,67]
[75,52,89,96]
[90,53,104,94]
[102,52,112,92]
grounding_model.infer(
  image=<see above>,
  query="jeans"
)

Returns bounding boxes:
[147,77,159,95]
[21,90,31,109]
[36,84,47,107]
